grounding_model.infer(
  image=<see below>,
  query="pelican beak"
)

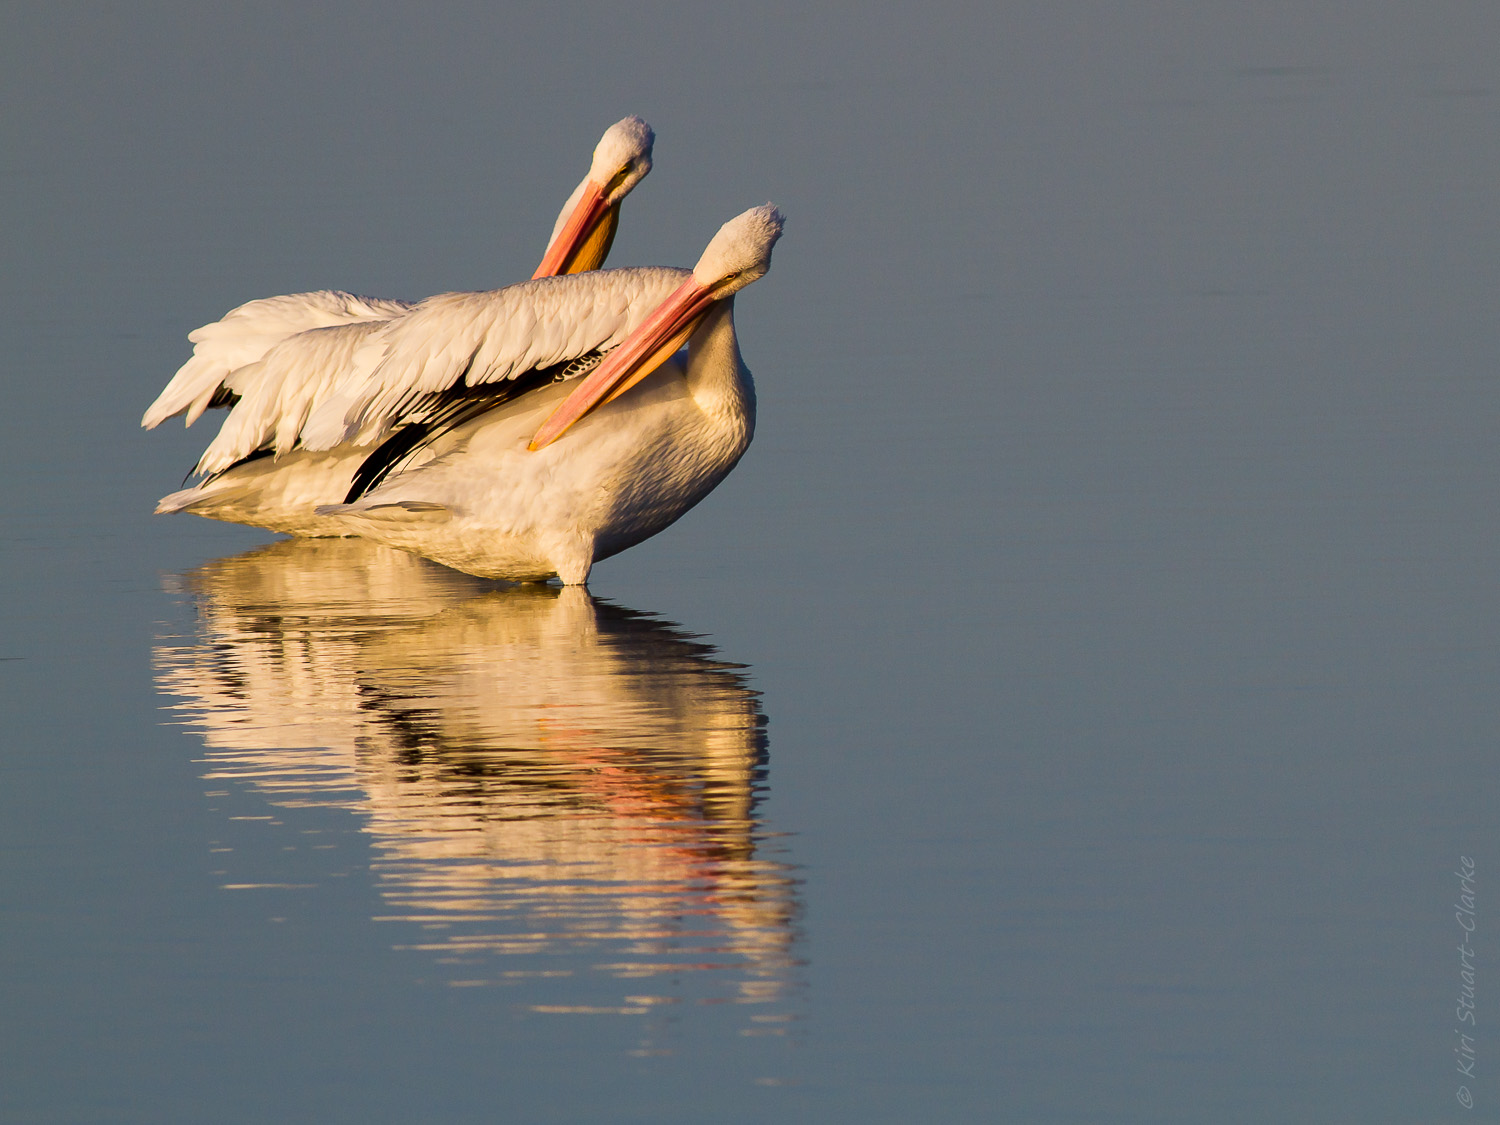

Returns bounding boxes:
[529,277,717,450]
[532,182,621,279]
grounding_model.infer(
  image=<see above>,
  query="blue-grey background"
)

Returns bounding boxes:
[2,3,1497,1121]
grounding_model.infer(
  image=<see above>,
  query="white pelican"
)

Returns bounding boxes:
[142,115,655,480]
[155,204,783,583]
[303,204,785,585]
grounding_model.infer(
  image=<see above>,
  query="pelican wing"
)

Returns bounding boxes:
[300,267,691,450]
[142,290,411,430]
[191,322,381,476]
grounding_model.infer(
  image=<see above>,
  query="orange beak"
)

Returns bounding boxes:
[528,277,717,451]
[532,182,620,279]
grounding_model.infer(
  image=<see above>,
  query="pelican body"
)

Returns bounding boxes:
[311,205,784,584]
[318,298,754,583]
[144,117,655,532]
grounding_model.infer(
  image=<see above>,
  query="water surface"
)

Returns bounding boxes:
[2,4,1498,1121]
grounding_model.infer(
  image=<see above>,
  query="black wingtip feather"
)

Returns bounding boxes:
[343,350,607,503]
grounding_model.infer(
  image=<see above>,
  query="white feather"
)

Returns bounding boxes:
[142,290,409,429]
[301,268,690,450]
[192,322,382,475]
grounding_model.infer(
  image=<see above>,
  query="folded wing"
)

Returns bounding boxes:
[142,290,411,430]
[299,267,691,450]
[167,267,692,480]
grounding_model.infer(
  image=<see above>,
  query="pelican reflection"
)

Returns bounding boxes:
[155,538,799,1015]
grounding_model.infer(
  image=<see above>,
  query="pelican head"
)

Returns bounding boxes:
[588,116,655,206]
[692,203,785,296]
[529,204,784,450]
[533,116,656,279]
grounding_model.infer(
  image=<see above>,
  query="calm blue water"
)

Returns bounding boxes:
[3,4,1498,1121]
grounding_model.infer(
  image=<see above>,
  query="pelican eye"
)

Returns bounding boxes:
[604,166,632,195]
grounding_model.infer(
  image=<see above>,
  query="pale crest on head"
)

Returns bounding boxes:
[588,116,655,202]
[692,204,785,293]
